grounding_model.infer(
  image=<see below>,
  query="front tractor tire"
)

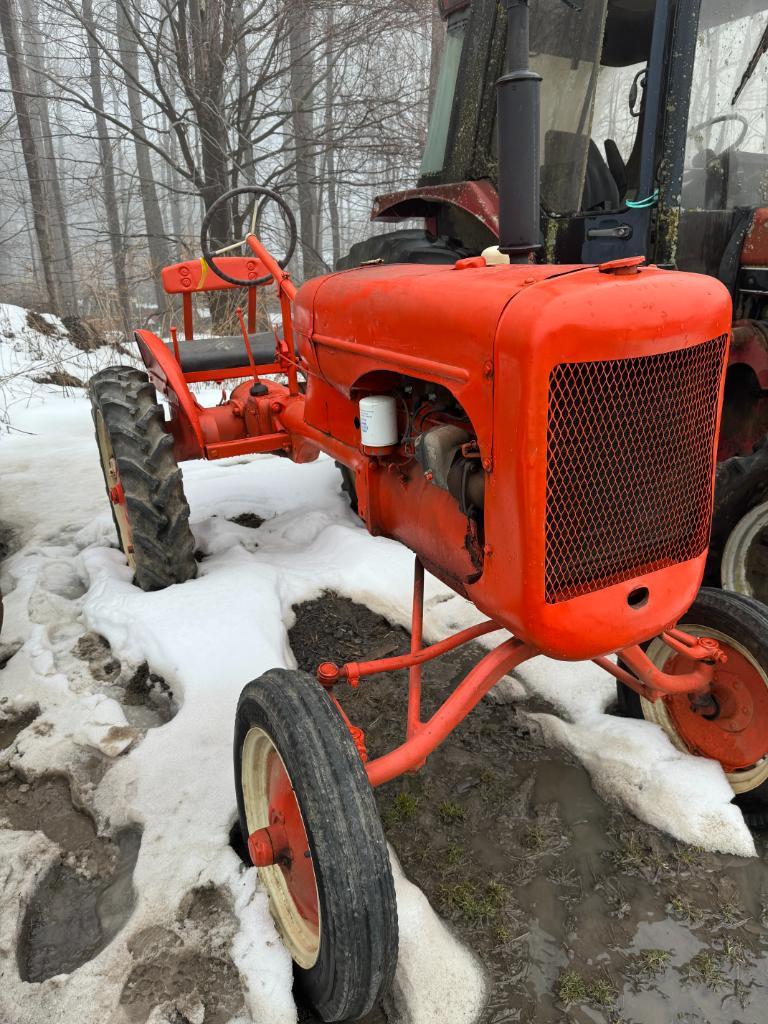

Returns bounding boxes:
[617,588,768,828]
[89,365,197,592]
[234,669,398,1021]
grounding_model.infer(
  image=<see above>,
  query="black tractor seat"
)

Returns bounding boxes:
[165,331,277,373]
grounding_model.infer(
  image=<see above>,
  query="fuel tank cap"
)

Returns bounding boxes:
[598,255,646,275]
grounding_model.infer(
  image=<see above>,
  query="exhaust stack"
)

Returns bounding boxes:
[497,0,542,261]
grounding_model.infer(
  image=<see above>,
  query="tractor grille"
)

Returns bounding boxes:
[545,335,728,603]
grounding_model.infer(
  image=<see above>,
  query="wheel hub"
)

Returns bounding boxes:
[664,641,768,771]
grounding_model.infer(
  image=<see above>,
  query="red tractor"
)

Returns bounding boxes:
[89,2,768,1019]
[350,0,768,605]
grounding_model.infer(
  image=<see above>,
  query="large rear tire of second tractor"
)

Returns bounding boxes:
[89,365,197,592]
[616,588,768,828]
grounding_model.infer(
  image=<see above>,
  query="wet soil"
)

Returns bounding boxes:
[289,593,768,1024]
[230,512,265,530]
[0,704,39,748]
[73,632,177,729]
[20,826,141,982]
[120,884,246,1022]
[1,767,142,982]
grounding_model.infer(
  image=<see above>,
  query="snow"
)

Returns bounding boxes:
[0,310,758,1022]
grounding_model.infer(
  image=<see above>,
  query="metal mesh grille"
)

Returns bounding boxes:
[545,335,728,603]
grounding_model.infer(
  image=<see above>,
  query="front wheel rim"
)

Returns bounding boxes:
[642,624,768,794]
[241,726,321,968]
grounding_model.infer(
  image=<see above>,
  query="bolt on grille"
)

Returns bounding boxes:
[545,335,728,603]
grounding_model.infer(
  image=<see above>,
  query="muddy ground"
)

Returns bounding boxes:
[2,585,766,1023]
[290,593,768,1024]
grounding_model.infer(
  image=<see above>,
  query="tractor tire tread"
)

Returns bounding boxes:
[89,364,197,592]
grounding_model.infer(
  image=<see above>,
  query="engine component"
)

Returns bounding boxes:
[415,423,485,513]
[359,395,398,449]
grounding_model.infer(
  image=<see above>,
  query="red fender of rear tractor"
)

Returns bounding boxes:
[371,180,500,237]
[719,320,768,459]
[729,320,768,388]
[134,329,205,460]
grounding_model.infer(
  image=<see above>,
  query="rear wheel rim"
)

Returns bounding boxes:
[94,410,135,568]
[642,625,768,794]
[721,500,768,604]
[241,726,321,968]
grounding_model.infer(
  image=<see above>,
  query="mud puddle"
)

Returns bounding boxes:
[289,593,768,1024]
[0,704,39,748]
[0,767,141,982]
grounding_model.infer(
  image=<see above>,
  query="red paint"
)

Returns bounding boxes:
[248,747,319,926]
[371,180,500,237]
[741,208,768,265]
[660,640,768,772]
[129,226,740,786]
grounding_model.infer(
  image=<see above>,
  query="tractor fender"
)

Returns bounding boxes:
[134,329,205,460]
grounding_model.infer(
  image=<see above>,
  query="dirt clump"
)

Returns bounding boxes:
[230,512,265,529]
[32,370,84,388]
[26,309,59,338]
[61,314,107,351]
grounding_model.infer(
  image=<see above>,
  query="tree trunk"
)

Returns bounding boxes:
[82,0,132,335]
[0,0,60,311]
[323,9,340,267]
[19,0,77,313]
[288,1,323,280]
[116,0,172,315]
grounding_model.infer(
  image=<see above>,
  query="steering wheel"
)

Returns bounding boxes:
[200,185,297,287]
[687,114,749,159]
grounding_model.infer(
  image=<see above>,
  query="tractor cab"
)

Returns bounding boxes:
[375,0,768,272]
[365,0,768,464]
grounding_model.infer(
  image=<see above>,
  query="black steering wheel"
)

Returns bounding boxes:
[687,114,749,160]
[200,185,297,287]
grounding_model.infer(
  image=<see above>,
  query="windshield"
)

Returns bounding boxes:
[531,0,610,212]
[683,0,768,210]
[420,14,468,176]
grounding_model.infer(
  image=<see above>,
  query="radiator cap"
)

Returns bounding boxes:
[598,255,646,275]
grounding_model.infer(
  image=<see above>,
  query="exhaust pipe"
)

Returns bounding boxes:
[497,0,542,261]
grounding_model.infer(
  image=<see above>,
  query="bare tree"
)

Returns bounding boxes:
[116,0,172,314]
[0,0,61,311]
[19,0,77,312]
[82,0,132,334]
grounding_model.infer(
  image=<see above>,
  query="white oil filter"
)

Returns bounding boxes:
[359,395,397,448]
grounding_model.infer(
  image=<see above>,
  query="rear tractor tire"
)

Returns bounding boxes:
[234,669,398,1021]
[89,365,197,592]
[617,588,768,828]
[335,227,472,271]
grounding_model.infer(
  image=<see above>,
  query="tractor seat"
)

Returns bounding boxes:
[165,331,277,373]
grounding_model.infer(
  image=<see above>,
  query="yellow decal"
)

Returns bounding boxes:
[197,257,209,291]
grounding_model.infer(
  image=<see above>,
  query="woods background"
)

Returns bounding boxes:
[0,0,442,333]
